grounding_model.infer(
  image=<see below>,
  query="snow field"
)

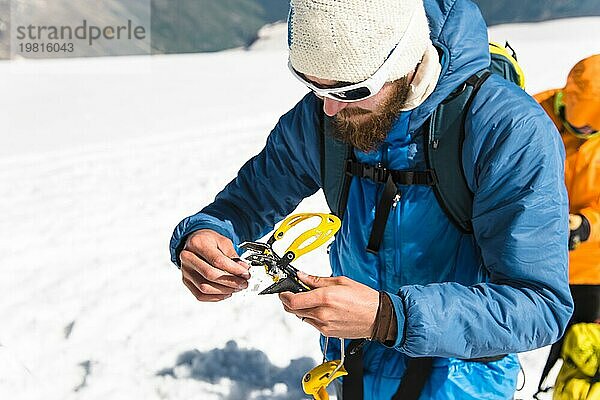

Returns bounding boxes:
[0,16,598,400]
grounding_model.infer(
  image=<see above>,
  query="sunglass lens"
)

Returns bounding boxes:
[576,127,597,136]
[330,86,372,101]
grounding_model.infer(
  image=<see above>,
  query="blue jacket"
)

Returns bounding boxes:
[170,0,573,398]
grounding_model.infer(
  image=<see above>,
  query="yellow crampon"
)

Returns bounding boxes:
[269,213,341,261]
[240,213,341,294]
[302,337,348,400]
[302,361,348,400]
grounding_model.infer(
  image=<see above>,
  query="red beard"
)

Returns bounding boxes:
[332,77,411,152]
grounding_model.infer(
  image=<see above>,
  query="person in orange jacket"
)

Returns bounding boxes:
[534,54,600,396]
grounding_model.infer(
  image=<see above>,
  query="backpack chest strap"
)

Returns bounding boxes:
[345,159,437,186]
[346,159,436,253]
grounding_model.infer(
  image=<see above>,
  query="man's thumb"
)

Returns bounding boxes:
[569,214,583,231]
[296,271,335,288]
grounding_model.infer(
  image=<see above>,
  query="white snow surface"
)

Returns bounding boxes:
[1,17,599,400]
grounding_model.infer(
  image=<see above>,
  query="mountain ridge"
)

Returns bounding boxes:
[1,0,598,59]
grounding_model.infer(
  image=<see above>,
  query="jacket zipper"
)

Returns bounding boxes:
[377,144,391,291]
[392,192,402,290]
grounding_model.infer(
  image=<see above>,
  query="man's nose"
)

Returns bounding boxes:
[323,97,348,116]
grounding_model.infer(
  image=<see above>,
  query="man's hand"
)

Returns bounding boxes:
[569,213,591,251]
[569,214,583,231]
[180,229,250,302]
[278,272,379,338]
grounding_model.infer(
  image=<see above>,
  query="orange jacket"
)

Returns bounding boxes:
[535,90,600,285]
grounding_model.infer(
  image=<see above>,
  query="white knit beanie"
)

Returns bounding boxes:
[288,0,432,83]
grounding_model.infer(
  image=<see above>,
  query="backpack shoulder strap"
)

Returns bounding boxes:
[320,113,353,218]
[321,70,493,237]
[489,42,525,89]
[426,70,491,234]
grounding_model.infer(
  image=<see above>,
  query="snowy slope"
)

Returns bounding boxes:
[1,17,599,400]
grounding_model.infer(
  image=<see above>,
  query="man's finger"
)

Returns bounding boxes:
[296,271,340,289]
[185,234,250,278]
[216,238,252,274]
[217,238,241,260]
[569,214,583,230]
[183,277,233,302]
[279,289,332,310]
[181,250,248,289]
[201,245,251,278]
[183,270,245,295]
[282,303,303,317]
[282,304,322,322]
[301,316,324,334]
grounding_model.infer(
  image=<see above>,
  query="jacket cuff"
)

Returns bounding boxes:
[381,291,407,351]
[579,208,599,242]
[371,292,398,344]
[169,213,238,267]
[579,214,591,242]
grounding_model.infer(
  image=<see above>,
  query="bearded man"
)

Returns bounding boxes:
[170,1,573,399]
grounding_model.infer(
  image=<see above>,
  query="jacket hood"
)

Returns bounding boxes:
[563,54,600,130]
[408,0,490,129]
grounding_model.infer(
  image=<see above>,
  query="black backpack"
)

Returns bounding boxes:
[320,42,525,254]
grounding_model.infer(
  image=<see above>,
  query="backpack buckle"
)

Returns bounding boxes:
[345,160,389,183]
[373,163,389,182]
[361,163,388,183]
